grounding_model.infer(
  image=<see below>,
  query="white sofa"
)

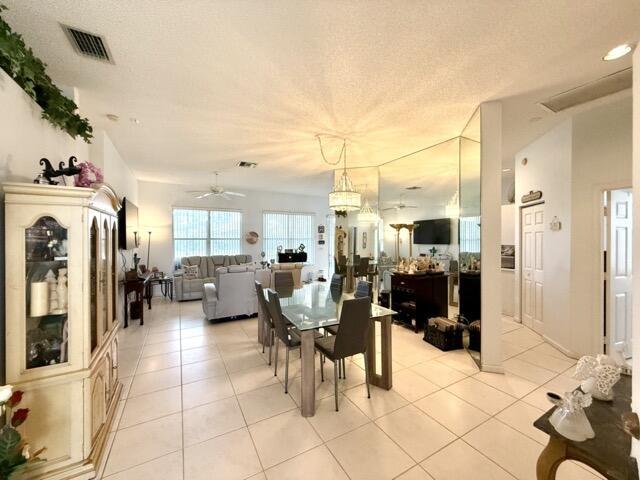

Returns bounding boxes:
[202,265,271,321]
[270,262,304,288]
[175,254,252,301]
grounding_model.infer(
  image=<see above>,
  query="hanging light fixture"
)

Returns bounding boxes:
[318,135,362,211]
[358,185,379,224]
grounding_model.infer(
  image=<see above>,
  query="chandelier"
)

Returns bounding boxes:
[318,135,362,211]
[445,190,460,218]
[358,185,378,224]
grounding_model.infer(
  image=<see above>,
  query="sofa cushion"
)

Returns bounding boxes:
[183,265,200,279]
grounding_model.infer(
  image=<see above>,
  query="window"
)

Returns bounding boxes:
[173,208,242,261]
[459,216,481,253]
[263,212,315,264]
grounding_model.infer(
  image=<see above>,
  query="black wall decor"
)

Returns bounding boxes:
[37,156,82,185]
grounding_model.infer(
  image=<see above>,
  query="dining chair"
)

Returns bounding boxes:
[354,280,373,301]
[336,256,347,275]
[330,273,344,293]
[314,296,372,411]
[254,281,274,365]
[273,270,295,289]
[356,257,370,279]
[266,289,300,393]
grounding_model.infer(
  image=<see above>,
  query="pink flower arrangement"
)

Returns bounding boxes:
[74,161,104,188]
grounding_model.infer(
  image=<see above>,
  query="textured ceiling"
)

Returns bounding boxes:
[2,1,640,195]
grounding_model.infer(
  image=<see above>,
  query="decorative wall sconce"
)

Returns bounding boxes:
[550,216,562,231]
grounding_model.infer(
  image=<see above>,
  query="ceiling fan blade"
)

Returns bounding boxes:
[381,207,396,211]
[404,205,418,209]
[224,191,246,197]
[196,192,214,199]
[186,190,211,194]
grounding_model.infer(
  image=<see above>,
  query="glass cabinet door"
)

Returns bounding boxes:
[102,219,109,334]
[25,216,69,369]
[90,218,98,353]
[111,222,117,326]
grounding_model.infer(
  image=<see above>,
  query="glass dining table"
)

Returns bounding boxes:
[264,282,396,417]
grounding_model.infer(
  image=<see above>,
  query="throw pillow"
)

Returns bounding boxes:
[183,265,199,279]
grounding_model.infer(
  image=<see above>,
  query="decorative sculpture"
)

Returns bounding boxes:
[547,390,595,442]
[36,157,83,185]
[573,354,622,401]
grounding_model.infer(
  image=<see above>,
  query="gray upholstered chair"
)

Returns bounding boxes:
[254,281,274,365]
[314,296,372,411]
[266,289,301,393]
[356,257,370,278]
[330,274,344,293]
[273,270,294,289]
[354,280,373,301]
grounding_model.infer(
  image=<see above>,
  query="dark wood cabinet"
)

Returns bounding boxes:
[390,272,448,332]
[459,271,481,322]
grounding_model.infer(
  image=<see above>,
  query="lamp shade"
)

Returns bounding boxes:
[329,171,361,211]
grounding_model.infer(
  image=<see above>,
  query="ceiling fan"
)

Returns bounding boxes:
[381,196,418,211]
[187,172,246,199]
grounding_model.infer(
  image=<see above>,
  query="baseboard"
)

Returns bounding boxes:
[481,363,504,374]
[542,335,580,360]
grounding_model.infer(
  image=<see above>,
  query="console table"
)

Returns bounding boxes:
[122,275,150,328]
[390,272,448,332]
[534,375,637,480]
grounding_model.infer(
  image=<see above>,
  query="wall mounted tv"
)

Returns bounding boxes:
[413,219,451,245]
[118,197,139,249]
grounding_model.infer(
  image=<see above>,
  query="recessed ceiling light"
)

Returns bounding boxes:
[502,168,512,173]
[406,186,421,190]
[105,113,119,122]
[603,44,633,61]
[130,117,140,124]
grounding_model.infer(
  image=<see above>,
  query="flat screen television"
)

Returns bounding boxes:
[118,197,139,249]
[413,219,451,245]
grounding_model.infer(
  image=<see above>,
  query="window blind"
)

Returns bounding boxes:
[263,211,315,264]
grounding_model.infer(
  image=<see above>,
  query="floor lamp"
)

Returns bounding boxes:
[389,224,403,266]
[146,230,152,268]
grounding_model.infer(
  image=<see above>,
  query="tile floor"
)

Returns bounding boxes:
[99,297,606,480]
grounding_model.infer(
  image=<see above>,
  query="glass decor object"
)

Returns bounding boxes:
[547,390,595,442]
[573,354,622,401]
[25,216,69,369]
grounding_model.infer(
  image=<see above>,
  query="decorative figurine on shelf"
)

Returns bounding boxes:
[429,246,437,257]
[260,251,268,269]
[55,268,68,314]
[36,156,83,185]
[45,269,59,313]
[547,390,595,442]
[277,245,283,253]
[573,354,622,401]
[74,160,104,188]
[298,243,305,253]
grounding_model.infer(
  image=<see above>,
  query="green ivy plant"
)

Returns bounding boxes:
[0,3,92,142]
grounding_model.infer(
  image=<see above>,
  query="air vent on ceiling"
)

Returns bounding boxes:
[406,186,422,190]
[539,68,631,113]
[237,161,258,168]
[62,25,114,63]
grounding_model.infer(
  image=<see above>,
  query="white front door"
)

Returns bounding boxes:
[521,203,545,333]
[607,189,633,358]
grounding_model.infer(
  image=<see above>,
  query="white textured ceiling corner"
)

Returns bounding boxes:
[2,0,639,195]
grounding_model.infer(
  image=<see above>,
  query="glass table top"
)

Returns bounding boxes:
[266,282,396,331]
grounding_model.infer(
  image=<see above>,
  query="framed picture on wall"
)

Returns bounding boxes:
[318,225,325,234]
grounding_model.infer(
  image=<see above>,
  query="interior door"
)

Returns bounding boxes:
[607,189,633,358]
[521,203,544,333]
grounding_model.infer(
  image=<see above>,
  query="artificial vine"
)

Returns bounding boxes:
[0,4,93,142]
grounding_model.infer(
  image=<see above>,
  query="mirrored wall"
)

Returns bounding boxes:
[331,109,482,364]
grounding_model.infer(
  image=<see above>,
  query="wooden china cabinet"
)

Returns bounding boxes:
[3,182,121,479]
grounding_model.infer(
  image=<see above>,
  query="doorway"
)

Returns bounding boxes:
[603,188,633,360]
[520,202,545,334]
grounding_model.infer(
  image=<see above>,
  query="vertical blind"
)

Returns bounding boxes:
[173,208,242,261]
[459,215,481,253]
[263,212,315,264]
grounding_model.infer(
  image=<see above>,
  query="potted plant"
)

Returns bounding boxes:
[0,385,45,478]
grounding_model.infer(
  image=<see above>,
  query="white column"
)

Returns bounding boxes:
[480,101,503,373]
[631,46,640,465]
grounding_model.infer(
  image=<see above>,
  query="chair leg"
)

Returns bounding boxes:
[284,347,290,393]
[334,361,339,411]
[274,339,279,377]
[268,328,274,366]
[342,359,346,379]
[261,320,266,353]
[320,352,324,382]
[363,353,371,399]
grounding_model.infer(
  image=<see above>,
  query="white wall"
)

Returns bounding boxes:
[137,180,331,279]
[570,98,632,355]
[514,95,632,357]
[501,204,515,245]
[501,204,516,317]
[515,120,574,354]
[90,131,139,205]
